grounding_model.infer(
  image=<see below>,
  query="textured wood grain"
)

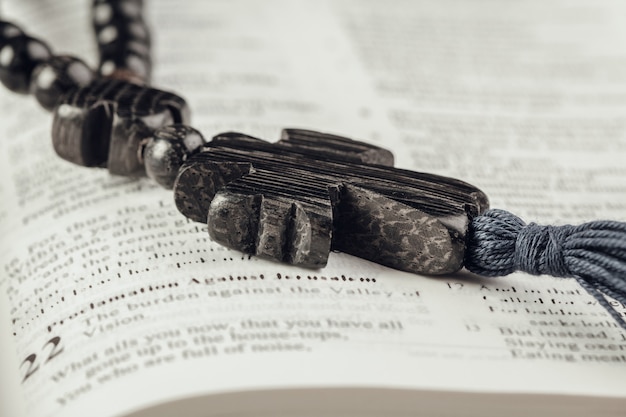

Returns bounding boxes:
[51,78,189,175]
[174,129,489,274]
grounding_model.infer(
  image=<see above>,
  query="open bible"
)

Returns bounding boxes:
[1,1,625,416]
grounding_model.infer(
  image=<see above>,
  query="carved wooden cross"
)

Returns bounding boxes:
[174,129,489,274]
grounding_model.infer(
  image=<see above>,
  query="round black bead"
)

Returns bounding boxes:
[31,55,95,111]
[99,49,150,83]
[0,21,24,48]
[144,125,207,189]
[0,35,52,94]
[93,0,151,83]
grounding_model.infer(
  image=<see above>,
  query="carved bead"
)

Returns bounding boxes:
[52,78,189,170]
[31,55,95,111]
[108,118,151,176]
[0,34,52,94]
[144,125,206,189]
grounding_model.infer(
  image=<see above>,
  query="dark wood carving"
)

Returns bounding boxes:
[51,78,189,175]
[174,129,489,275]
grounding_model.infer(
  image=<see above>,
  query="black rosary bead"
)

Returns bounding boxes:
[0,34,52,94]
[144,125,207,189]
[31,55,96,111]
[92,0,151,83]
[0,21,24,48]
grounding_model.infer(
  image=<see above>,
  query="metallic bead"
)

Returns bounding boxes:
[144,125,207,189]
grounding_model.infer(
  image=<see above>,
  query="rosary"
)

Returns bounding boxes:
[1,0,625,325]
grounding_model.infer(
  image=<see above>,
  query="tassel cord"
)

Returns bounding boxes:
[466,209,626,328]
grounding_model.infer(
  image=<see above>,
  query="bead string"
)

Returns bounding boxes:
[92,0,151,84]
[0,0,207,188]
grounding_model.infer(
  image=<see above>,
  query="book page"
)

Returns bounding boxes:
[0,1,625,417]
[337,0,626,222]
